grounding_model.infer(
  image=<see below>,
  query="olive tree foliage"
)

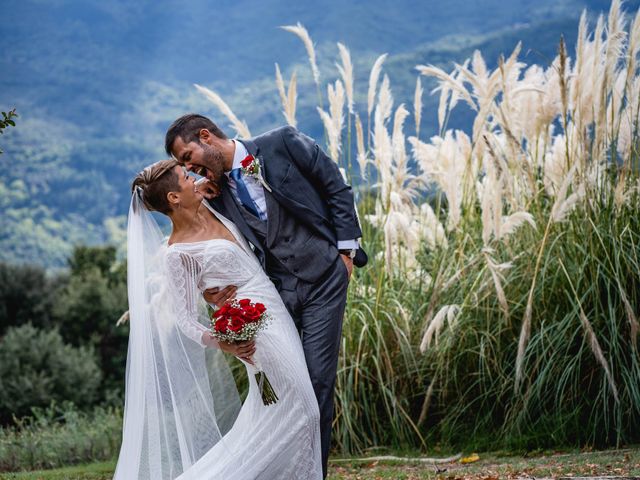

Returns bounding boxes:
[0,245,129,411]
[0,109,17,154]
[0,324,102,423]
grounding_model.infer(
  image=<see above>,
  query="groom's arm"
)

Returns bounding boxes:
[280,126,362,242]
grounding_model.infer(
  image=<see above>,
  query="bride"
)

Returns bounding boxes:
[114,159,322,479]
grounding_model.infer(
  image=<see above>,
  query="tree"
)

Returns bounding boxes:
[0,323,102,423]
[52,245,128,394]
[0,108,18,154]
[0,262,62,334]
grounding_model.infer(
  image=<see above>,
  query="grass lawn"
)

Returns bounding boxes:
[0,462,115,480]
[1,449,639,479]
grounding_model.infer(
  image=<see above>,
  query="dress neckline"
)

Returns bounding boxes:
[167,237,240,249]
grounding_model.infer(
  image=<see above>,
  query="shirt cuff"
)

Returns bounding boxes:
[337,239,359,250]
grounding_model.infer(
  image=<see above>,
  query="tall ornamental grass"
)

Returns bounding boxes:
[194,0,640,453]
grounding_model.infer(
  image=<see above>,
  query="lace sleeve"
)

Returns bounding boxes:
[165,249,215,348]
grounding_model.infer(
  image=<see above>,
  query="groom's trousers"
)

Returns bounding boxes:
[278,255,349,479]
[231,184,351,478]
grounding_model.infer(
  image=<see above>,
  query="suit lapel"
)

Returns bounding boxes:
[238,138,259,158]
[238,138,280,246]
[238,138,274,191]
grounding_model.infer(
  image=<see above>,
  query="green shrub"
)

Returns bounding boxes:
[0,263,61,334]
[0,403,121,472]
[52,247,128,395]
[0,325,102,423]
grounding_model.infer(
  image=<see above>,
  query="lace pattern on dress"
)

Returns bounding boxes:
[202,247,242,277]
[165,249,209,348]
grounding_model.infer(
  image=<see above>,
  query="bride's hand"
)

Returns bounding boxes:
[195,178,220,199]
[218,340,256,365]
[204,285,237,307]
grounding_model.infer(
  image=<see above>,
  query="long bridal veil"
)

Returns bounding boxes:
[114,190,241,480]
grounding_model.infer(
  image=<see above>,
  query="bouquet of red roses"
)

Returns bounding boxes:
[210,298,278,405]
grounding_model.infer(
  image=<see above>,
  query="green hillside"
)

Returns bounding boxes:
[1,0,636,268]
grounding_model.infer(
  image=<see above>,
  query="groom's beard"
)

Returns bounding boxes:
[200,144,225,185]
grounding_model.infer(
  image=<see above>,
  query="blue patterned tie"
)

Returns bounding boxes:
[229,168,261,219]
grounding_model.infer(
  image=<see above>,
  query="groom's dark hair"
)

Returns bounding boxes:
[165,114,228,156]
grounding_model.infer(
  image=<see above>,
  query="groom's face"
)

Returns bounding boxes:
[172,135,225,185]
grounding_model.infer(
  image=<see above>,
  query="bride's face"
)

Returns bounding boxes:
[171,165,203,208]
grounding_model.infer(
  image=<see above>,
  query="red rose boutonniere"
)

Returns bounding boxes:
[240,154,272,192]
[241,154,260,177]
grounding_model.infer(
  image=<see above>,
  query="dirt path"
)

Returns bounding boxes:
[328,448,640,479]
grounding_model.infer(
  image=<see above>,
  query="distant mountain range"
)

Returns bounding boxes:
[1,0,638,268]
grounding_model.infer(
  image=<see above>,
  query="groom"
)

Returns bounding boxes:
[165,114,366,477]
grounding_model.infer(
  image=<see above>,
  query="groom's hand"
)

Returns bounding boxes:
[218,340,256,365]
[341,254,353,280]
[195,178,220,199]
[204,286,237,307]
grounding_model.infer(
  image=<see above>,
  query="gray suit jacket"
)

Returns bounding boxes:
[209,126,367,285]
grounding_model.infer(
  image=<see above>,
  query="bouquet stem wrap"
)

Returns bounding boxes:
[250,358,279,406]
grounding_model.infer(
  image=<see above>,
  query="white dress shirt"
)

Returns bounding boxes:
[226,140,358,250]
[226,140,268,220]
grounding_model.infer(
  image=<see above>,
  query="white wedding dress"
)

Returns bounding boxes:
[115,196,322,480]
[168,204,322,480]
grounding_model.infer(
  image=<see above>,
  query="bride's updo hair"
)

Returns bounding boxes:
[131,159,181,214]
